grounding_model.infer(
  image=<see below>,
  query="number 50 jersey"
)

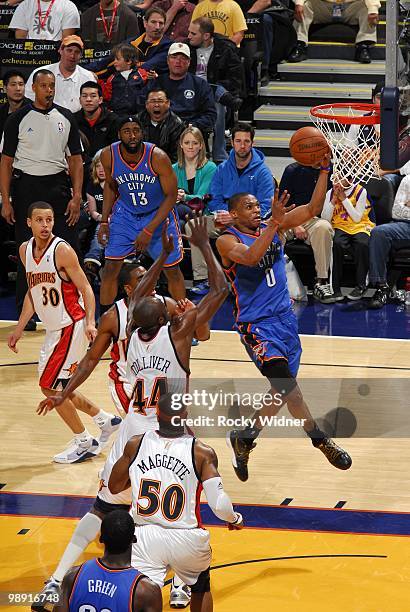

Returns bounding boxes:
[130,430,202,529]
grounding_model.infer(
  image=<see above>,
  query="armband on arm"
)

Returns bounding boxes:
[202,477,237,523]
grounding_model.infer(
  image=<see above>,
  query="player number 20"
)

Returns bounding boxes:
[41,286,60,307]
[129,192,148,207]
[265,269,276,287]
[137,479,186,522]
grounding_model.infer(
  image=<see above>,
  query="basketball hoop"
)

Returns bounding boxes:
[310,102,381,188]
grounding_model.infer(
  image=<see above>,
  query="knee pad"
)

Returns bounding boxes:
[191,567,211,593]
[261,358,297,397]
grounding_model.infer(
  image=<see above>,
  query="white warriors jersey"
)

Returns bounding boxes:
[25,236,85,331]
[109,294,168,386]
[126,322,189,426]
[130,430,202,529]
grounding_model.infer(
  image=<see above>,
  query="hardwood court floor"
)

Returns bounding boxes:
[0,323,410,611]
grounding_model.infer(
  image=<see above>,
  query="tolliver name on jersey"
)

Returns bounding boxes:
[130,355,171,376]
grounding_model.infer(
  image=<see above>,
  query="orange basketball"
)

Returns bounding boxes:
[289,126,329,166]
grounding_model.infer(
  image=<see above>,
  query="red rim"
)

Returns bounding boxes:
[310,102,380,125]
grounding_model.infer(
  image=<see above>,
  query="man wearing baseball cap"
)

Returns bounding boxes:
[149,42,216,134]
[24,35,97,113]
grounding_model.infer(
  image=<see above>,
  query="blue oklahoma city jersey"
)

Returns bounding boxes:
[111,141,164,214]
[69,558,142,612]
[224,224,291,322]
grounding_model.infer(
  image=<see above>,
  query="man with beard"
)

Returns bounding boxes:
[97,116,186,315]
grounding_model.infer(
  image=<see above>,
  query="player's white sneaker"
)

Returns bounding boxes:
[53,438,99,464]
[31,578,61,611]
[170,577,191,609]
[98,416,122,450]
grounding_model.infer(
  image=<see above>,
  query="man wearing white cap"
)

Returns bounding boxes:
[24,35,97,113]
[150,42,217,135]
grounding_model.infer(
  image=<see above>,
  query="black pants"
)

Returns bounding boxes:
[11,170,80,313]
[332,228,370,292]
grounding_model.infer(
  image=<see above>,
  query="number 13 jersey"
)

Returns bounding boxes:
[25,236,85,331]
[130,430,202,529]
[111,141,164,214]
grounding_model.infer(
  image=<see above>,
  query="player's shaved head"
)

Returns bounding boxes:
[100,510,135,554]
[27,201,54,218]
[157,393,187,435]
[131,296,168,331]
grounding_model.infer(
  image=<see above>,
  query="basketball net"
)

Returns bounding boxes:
[310,103,381,189]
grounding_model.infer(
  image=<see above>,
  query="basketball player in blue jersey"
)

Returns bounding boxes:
[98,115,186,316]
[55,510,161,612]
[216,161,352,482]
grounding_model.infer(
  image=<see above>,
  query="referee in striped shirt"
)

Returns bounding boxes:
[0,69,83,325]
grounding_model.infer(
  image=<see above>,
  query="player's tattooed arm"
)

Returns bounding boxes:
[109,435,143,494]
[134,577,163,612]
[134,148,178,252]
[98,146,117,247]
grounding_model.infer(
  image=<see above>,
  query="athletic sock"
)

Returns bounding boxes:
[93,409,111,428]
[305,422,326,445]
[99,302,113,316]
[53,513,102,582]
[74,429,93,446]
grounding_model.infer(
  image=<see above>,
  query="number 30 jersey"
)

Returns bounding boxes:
[130,430,202,529]
[222,223,291,323]
[25,236,85,331]
[126,322,189,426]
[111,141,164,214]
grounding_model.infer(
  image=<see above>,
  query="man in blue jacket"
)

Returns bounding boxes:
[208,122,276,218]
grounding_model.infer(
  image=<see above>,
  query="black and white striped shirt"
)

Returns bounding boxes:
[2,103,82,176]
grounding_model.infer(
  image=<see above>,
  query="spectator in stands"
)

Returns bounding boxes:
[9,0,80,40]
[188,17,243,163]
[368,175,410,309]
[74,81,118,176]
[191,0,247,45]
[125,0,153,11]
[236,0,275,86]
[289,0,379,63]
[138,89,185,163]
[83,150,106,286]
[81,0,140,44]
[174,127,217,295]
[0,69,83,330]
[321,180,375,301]
[25,35,97,113]
[152,0,195,42]
[89,8,172,80]
[103,43,150,115]
[151,42,217,135]
[279,160,334,303]
[208,121,276,218]
[0,71,30,144]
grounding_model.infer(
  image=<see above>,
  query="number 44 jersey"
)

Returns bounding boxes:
[130,430,202,529]
[25,236,85,331]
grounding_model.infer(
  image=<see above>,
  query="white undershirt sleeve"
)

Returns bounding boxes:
[202,477,239,523]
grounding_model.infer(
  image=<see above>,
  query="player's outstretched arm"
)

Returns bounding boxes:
[134,577,163,612]
[37,309,117,415]
[98,146,117,248]
[183,214,229,328]
[195,440,243,530]
[52,566,80,611]
[134,148,178,253]
[127,225,175,337]
[279,152,331,230]
[56,243,97,342]
[108,436,142,494]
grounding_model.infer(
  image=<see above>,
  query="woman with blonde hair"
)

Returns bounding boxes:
[173,126,217,297]
[172,126,217,223]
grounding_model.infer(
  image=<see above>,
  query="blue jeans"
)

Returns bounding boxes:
[84,223,104,266]
[369,221,410,284]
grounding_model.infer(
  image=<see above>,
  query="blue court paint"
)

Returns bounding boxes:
[1,492,410,536]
